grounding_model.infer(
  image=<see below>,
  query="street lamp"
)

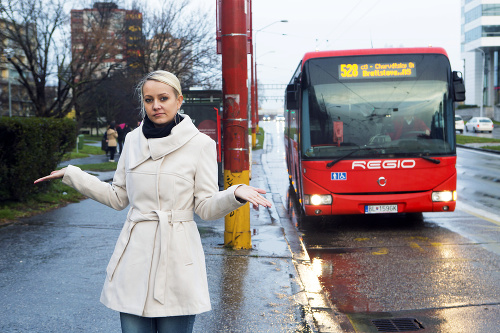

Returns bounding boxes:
[476,48,485,117]
[251,20,287,147]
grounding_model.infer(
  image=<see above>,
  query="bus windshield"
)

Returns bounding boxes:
[300,53,455,159]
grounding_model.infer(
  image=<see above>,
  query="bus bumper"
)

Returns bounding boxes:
[304,191,456,216]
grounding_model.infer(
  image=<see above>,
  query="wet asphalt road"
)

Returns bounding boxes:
[1,121,499,333]
[0,139,304,333]
[0,199,125,332]
[261,120,500,333]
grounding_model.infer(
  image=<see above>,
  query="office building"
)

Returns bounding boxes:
[461,0,500,110]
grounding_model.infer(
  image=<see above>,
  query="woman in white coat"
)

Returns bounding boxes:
[34,70,272,333]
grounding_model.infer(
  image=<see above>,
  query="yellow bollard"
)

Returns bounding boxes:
[224,170,251,249]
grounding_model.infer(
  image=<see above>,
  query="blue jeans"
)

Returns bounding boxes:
[120,312,195,333]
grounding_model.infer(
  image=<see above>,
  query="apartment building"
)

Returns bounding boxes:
[0,19,33,117]
[70,2,142,77]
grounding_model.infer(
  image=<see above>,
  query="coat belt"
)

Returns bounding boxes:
[106,208,194,305]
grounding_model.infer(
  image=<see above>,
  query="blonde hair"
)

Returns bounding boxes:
[136,70,183,118]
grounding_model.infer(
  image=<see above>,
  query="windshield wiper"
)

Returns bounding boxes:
[326,146,376,168]
[416,154,441,164]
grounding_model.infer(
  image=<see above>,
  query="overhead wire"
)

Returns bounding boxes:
[325,0,385,49]
[324,0,366,41]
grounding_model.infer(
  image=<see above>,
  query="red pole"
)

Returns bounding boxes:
[249,1,256,148]
[221,0,250,249]
[255,61,259,127]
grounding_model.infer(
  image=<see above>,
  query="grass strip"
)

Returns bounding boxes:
[73,162,118,172]
[482,145,500,151]
[456,135,500,144]
[0,182,86,227]
[249,127,265,150]
[63,144,105,161]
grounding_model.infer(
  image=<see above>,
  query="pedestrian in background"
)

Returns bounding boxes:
[118,124,131,154]
[101,130,109,157]
[116,124,124,154]
[34,70,271,333]
[107,121,118,162]
[123,123,131,137]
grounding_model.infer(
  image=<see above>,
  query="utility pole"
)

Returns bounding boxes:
[220,0,250,249]
[249,2,257,149]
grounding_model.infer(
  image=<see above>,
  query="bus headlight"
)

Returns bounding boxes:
[432,191,456,202]
[304,194,332,205]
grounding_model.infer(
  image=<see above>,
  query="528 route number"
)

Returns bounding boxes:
[340,64,359,78]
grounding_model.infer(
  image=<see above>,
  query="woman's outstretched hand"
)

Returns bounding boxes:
[234,185,272,209]
[34,168,67,184]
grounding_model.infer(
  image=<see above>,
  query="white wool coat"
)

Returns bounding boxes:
[62,115,244,317]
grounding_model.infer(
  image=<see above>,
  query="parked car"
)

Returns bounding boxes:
[455,115,464,133]
[275,115,285,122]
[465,117,494,133]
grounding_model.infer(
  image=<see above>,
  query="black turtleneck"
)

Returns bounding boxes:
[142,113,183,139]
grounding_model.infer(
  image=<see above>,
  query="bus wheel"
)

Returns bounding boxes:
[297,207,307,229]
[297,207,315,230]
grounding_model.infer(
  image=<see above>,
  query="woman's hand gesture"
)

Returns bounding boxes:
[234,185,272,209]
[34,168,67,184]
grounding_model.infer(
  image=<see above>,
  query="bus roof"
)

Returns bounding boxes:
[301,47,449,68]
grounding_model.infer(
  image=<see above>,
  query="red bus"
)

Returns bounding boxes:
[284,47,465,218]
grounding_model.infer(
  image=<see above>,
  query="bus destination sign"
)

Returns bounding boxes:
[339,62,416,79]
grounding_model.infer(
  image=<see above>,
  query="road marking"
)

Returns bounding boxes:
[409,242,425,252]
[372,248,388,255]
[456,201,500,226]
[410,236,429,241]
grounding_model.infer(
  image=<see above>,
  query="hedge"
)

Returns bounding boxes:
[0,117,77,202]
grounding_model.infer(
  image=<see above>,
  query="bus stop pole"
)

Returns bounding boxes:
[250,6,257,149]
[221,0,251,249]
[250,52,257,148]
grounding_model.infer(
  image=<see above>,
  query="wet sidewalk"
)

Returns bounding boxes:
[0,140,341,332]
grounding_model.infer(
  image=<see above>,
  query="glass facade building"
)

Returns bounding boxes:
[461,0,500,107]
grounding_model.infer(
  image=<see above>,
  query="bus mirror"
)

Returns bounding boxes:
[286,84,298,109]
[452,71,466,102]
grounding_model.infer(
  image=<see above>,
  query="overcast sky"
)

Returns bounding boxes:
[170,0,462,109]
[248,0,462,108]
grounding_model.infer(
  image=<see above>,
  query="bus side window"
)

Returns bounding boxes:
[286,84,298,110]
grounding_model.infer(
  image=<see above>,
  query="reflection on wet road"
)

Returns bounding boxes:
[261,120,500,332]
[300,212,500,332]
[457,148,500,218]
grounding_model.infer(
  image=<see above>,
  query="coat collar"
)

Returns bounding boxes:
[127,114,199,169]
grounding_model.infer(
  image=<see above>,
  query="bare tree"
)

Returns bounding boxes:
[78,69,140,134]
[136,0,220,89]
[0,0,69,117]
[69,1,136,125]
[0,0,128,118]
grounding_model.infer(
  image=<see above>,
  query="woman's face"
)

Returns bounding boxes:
[143,80,183,128]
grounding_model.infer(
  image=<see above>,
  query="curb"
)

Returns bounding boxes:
[457,144,500,155]
[260,139,347,332]
[270,192,350,333]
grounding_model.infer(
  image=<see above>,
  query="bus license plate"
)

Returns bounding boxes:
[365,204,398,214]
